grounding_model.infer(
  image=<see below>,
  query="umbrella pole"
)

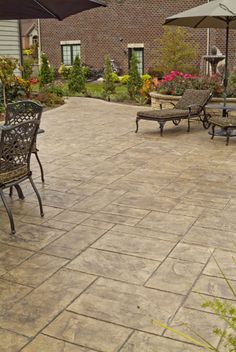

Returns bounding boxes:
[223,21,229,115]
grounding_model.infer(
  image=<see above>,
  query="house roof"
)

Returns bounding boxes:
[20,19,37,37]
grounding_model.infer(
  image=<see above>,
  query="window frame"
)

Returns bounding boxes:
[61,43,81,66]
[128,47,144,75]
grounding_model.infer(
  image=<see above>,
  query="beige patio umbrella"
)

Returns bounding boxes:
[164,0,236,107]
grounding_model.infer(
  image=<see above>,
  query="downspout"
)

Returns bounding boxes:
[18,20,23,75]
[37,19,42,66]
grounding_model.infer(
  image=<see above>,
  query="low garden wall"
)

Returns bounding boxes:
[150,92,236,117]
[150,92,236,109]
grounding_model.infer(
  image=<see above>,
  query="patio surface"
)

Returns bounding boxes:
[0,97,236,351]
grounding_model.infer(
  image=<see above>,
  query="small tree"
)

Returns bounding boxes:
[103,56,116,101]
[157,27,198,73]
[127,53,143,99]
[68,55,86,94]
[0,57,17,107]
[39,53,54,88]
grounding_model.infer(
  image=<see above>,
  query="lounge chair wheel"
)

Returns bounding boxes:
[203,115,211,129]
[172,119,181,126]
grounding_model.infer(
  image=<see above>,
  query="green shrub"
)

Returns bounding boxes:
[191,75,223,97]
[142,74,152,82]
[39,53,54,88]
[42,82,64,97]
[111,72,120,83]
[127,54,143,99]
[103,56,116,101]
[148,67,164,79]
[23,57,33,80]
[0,56,18,106]
[120,75,130,85]
[58,64,72,79]
[35,91,64,107]
[82,65,91,79]
[0,77,31,107]
[112,91,130,102]
[68,55,86,94]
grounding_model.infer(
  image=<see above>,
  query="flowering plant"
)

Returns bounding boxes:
[23,48,33,56]
[30,77,38,84]
[157,71,223,97]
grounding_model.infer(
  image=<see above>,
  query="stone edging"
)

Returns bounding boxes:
[150,92,236,109]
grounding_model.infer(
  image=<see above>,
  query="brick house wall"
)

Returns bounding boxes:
[40,0,236,74]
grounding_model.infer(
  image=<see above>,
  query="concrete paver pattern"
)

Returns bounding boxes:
[0,97,234,351]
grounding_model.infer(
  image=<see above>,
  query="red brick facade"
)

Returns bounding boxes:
[40,0,236,74]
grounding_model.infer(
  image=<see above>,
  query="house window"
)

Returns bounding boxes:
[128,46,144,75]
[60,41,81,66]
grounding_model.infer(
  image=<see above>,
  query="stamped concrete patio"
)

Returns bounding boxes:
[0,97,236,351]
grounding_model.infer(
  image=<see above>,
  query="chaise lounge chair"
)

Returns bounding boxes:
[135,89,212,136]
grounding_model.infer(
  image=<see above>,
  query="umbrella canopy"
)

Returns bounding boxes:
[0,0,106,21]
[164,0,236,29]
[164,0,236,106]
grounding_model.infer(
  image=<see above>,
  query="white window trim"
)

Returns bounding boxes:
[127,43,144,48]
[60,40,81,45]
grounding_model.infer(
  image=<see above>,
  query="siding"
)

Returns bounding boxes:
[0,20,21,60]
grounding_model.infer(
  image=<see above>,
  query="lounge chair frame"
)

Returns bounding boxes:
[135,89,212,136]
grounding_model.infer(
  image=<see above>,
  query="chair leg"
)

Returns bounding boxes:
[15,185,25,200]
[158,121,165,136]
[211,125,215,140]
[0,189,16,235]
[226,129,230,146]
[187,118,190,132]
[34,151,45,183]
[9,185,25,200]
[29,176,44,217]
[135,117,139,133]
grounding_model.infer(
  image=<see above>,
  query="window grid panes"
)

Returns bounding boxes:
[61,44,81,66]
[128,48,144,76]
[72,45,80,62]
[62,46,71,66]
[135,49,143,76]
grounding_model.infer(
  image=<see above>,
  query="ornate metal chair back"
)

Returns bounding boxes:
[5,101,43,125]
[0,120,39,183]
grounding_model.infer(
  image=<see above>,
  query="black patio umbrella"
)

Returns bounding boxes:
[0,0,106,21]
[164,0,236,107]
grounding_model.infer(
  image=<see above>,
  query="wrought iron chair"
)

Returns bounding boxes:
[135,89,212,136]
[0,120,44,234]
[5,101,44,182]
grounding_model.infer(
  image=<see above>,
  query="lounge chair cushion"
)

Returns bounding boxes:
[137,109,189,120]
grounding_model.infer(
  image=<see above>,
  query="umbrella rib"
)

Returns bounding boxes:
[33,0,60,19]
[219,4,236,16]
[193,16,207,28]
[163,18,177,25]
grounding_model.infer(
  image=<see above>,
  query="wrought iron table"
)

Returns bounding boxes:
[206,104,236,145]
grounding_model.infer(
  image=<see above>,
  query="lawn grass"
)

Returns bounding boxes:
[31,80,129,102]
